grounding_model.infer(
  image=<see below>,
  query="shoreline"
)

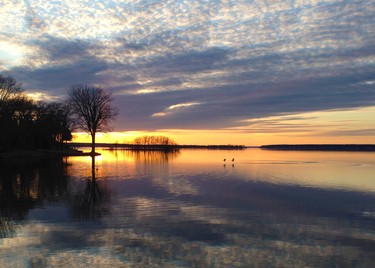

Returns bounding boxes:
[70,142,375,152]
[0,148,99,165]
[2,144,374,164]
[69,142,246,150]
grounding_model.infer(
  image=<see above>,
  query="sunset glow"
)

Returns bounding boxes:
[2,2,375,265]
[72,106,375,146]
[1,0,374,145]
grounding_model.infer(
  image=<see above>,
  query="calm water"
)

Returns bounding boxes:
[1,148,375,267]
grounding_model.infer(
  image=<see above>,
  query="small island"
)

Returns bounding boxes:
[260,144,375,152]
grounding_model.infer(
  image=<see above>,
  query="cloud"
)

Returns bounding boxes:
[8,43,109,96]
[152,102,201,117]
[1,0,374,131]
[323,129,375,137]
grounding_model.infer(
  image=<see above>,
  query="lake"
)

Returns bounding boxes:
[1,148,375,267]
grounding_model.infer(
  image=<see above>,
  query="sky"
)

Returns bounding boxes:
[0,0,374,145]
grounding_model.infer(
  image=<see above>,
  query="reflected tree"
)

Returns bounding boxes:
[0,217,17,239]
[69,156,109,219]
[0,159,68,238]
[131,150,181,163]
[0,167,37,238]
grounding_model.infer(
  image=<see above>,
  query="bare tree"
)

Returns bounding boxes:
[133,135,177,146]
[0,75,23,149]
[0,75,22,103]
[68,85,117,154]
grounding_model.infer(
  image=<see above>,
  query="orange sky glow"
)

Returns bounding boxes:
[72,106,375,146]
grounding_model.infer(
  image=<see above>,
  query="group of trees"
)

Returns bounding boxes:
[2,73,183,154]
[133,135,177,146]
[0,75,72,151]
[0,74,118,154]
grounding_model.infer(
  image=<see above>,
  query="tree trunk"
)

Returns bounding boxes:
[91,132,96,155]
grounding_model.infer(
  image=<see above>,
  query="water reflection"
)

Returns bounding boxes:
[69,156,109,220]
[0,160,68,238]
[107,149,181,163]
[2,149,375,266]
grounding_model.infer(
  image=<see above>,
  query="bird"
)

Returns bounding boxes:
[232,158,235,162]
[223,158,226,162]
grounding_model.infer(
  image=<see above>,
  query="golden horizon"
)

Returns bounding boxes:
[70,107,375,146]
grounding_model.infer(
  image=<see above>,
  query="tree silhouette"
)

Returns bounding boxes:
[0,74,73,150]
[0,75,22,103]
[133,135,177,146]
[0,75,23,149]
[68,85,117,154]
[34,102,73,148]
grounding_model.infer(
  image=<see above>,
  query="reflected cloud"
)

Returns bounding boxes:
[1,149,375,266]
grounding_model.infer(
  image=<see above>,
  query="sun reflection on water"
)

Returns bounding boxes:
[64,148,375,192]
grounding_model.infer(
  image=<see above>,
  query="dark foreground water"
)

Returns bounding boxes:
[1,148,375,267]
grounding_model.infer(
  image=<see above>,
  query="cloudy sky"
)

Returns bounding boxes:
[1,0,374,145]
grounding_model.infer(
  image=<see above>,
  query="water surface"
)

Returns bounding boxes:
[1,148,375,267]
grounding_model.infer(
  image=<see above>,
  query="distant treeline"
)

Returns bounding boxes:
[0,75,72,151]
[133,135,177,146]
[71,134,246,151]
[260,144,375,152]
[177,144,246,150]
[70,142,246,151]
